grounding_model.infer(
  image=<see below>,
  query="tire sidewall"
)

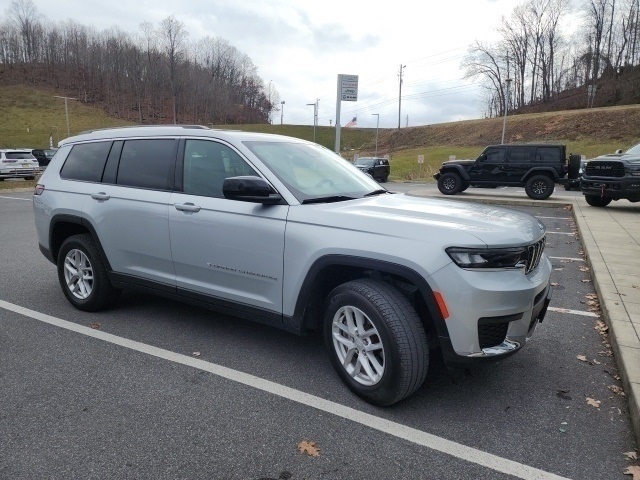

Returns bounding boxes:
[526,175,554,200]
[57,234,105,311]
[438,172,461,195]
[323,285,406,405]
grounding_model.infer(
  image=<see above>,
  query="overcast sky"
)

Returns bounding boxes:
[16,0,522,128]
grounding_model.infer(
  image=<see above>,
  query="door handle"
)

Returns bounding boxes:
[175,203,201,213]
[91,192,110,201]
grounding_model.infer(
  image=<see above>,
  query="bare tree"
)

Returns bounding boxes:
[158,15,188,124]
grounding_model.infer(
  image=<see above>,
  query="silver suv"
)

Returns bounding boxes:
[33,125,552,406]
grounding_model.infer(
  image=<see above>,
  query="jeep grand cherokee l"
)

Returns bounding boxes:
[33,125,552,406]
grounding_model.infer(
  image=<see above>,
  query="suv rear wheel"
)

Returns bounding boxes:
[323,278,429,406]
[525,175,554,200]
[437,172,463,195]
[57,234,119,311]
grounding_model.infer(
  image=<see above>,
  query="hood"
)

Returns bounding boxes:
[293,193,545,248]
[443,159,475,166]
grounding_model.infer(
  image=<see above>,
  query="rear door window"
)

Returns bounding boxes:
[116,139,177,190]
[509,147,533,162]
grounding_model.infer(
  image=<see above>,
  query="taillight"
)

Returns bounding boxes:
[34,184,45,195]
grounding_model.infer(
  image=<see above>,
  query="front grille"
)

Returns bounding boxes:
[525,237,545,275]
[585,161,626,177]
[478,323,509,349]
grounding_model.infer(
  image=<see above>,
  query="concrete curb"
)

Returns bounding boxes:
[406,188,640,445]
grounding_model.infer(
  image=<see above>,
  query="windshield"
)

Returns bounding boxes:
[354,158,376,166]
[45,149,57,158]
[243,141,382,202]
[626,143,640,155]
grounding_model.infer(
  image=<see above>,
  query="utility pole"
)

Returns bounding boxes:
[280,100,285,125]
[54,96,77,138]
[371,113,379,157]
[501,78,512,144]
[398,64,405,129]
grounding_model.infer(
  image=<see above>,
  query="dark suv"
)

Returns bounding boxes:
[434,144,574,200]
[31,148,58,167]
[353,156,390,182]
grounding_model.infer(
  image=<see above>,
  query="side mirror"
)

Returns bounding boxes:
[222,176,283,205]
[616,149,623,154]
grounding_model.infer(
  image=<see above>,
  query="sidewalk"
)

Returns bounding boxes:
[406,187,640,444]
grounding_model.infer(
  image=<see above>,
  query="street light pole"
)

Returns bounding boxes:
[306,100,318,142]
[371,113,379,157]
[501,78,512,144]
[54,95,77,138]
[280,100,285,125]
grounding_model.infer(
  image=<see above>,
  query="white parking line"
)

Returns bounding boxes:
[0,299,569,480]
[549,256,585,262]
[0,195,31,201]
[536,216,571,220]
[546,232,576,236]
[548,307,600,318]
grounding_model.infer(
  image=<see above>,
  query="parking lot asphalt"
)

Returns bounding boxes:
[404,186,640,446]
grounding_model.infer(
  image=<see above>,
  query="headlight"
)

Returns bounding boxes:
[446,246,528,269]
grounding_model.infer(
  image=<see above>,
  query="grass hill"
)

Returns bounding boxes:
[1,85,639,183]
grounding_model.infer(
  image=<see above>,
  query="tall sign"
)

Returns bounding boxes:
[335,74,359,153]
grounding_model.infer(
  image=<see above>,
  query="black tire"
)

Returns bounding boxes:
[525,174,554,200]
[459,181,469,192]
[564,183,572,191]
[584,195,612,207]
[57,233,119,311]
[323,278,429,406]
[437,172,463,195]
[380,173,388,183]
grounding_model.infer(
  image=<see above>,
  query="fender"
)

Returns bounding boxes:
[48,213,113,272]
[520,168,560,183]
[292,254,450,339]
[439,164,471,181]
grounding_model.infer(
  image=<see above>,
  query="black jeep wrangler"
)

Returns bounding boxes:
[580,142,640,207]
[434,144,578,200]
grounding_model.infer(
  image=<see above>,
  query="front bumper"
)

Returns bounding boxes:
[581,177,640,200]
[427,255,552,367]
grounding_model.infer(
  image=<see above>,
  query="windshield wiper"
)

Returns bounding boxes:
[364,189,389,197]
[302,195,357,204]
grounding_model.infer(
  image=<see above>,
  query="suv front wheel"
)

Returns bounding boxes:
[323,278,429,406]
[584,195,612,207]
[437,172,463,195]
[525,175,554,200]
[57,234,119,312]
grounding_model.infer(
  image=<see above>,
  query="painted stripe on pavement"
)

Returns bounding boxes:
[548,306,600,317]
[0,299,570,480]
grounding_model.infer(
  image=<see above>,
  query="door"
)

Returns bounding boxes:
[467,146,507,183]
[169,139,288,314]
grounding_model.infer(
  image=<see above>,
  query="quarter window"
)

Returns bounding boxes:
[60,142,112,182]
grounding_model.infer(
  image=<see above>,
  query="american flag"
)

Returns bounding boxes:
[344,116,357,127]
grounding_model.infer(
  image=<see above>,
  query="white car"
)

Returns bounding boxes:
[0,149,39,180]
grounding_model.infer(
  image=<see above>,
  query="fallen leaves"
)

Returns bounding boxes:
[192,352,201,357]
[551,282,559,287]
[577,355,601,365]
[579,266,590,272]
[624,451,638,460]
[586,397,601,408]
[297,440,320,457]
[608,385,626,397]
[624,465,640,479]
[89,323,100,329]
[581,279,591,283]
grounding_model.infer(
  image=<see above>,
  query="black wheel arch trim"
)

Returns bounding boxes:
[521,168,560,182]
[48,213,114,272]
[293,254,450,338]
[439,165,471,181]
